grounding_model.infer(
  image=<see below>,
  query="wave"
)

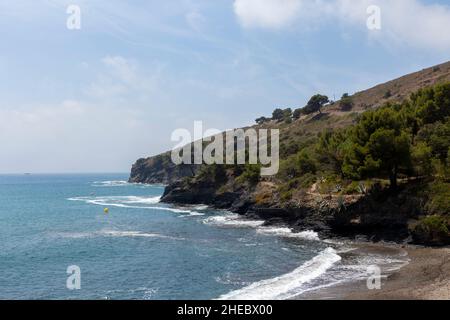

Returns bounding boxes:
[92,180,130,187]
[54,229,185,241]
[215,272,251,286]
[218,248,342,300]
[179,212,206,217]
[203,214,265,228]
[100,230,184,240]
[191,205,209,211]
[91,180,166,188]
[105,287,158,300]
[345,250,410,275]
[67,196,203,216]
[256,227,320,241]
[68,195,161,205]
[230,245,409,300]
[203,214,320,241]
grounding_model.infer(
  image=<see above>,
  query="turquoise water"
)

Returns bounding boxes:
[0,174,335,300]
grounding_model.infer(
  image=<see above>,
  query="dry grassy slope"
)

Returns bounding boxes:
[327,60,450,112]
[263,61,450,157]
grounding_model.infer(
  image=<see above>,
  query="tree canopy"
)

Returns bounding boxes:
[303,94,329,115]
[280,82,450,189]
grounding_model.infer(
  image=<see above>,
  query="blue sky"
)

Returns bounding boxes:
[0,0,449,173]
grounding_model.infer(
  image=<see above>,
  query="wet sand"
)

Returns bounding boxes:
[299,245,450,300]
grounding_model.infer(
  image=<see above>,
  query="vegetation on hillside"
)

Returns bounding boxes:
[256,94,334,124]
[194,83,449,202]
[133,67,450,244]
[265,83,449,243]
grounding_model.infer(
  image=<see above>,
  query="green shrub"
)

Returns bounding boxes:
[411,215,450,246]
[236,164,261,185]
[297,150,317,175]
[317,175,343,194]
[280,189,293,202]
[298,173,318,189]
[411,142,433,176]
[343,181,361,195]
[197,164,226,184]
[426,182,450,214]
[278,149,318,180]
[340,96,354,111]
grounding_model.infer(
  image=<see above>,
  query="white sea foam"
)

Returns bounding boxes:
[67,195,203,216]
[105,287,159,300]
[92,180,165,188]
[55,230,184,241]
[279,247,411,297]
[68,195,161,205]
[92,180,130,187]
[203,214,320,241]
[349,253,410,275]
[218,248,342,300]
[256,227,320,241]
[203,214,265,228]
[192,205,209,210]
[100,230,184,240]
[54,231,94,239]
[215,272,251,286]
[179,212,206,217]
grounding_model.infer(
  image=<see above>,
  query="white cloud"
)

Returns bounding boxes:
[0,55,170,173]
[0,99,155,173]
[233,0,302,29]
[85,55,163,100]
[331,0,450,51]
[233,0,450,51]
[102,55,138,84]
[379,0,450,51]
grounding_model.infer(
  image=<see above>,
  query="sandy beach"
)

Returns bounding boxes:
[300,245,450,300]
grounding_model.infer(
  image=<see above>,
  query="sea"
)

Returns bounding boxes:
[0,174,409,300]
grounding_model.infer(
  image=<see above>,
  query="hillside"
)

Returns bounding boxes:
[130,61,450,184]
[130,62,450,246]
[327,61,450,112]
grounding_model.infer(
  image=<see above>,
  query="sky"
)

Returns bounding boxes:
[0,0,450,173]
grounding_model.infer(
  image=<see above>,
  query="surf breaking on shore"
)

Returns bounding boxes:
[203,212,411,300]
[203,213,321,241]
[219,247,342,300]
[67,183,410,300]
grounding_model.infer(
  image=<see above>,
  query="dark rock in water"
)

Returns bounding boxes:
[252,208,295,220]
[161,179,244,210]
[215,192,242,209]
[230,197,253,214]
[262,217,288,227]
[162,180,216,205]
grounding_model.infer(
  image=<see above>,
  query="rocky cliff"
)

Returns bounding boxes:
[129,152,201,184]
[161,174,447,245]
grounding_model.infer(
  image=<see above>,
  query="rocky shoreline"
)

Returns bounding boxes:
[160,179,446,246]
[159,181,450,300]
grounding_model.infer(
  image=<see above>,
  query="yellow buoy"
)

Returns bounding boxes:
[104,208,109,214]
